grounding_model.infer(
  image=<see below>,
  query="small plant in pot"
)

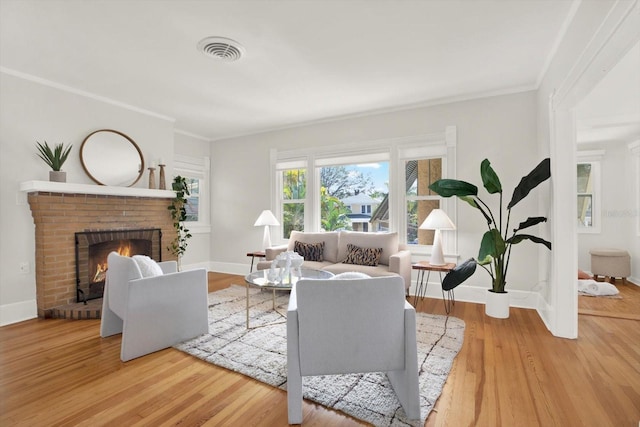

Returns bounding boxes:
[429,158,552,318]
[36,141,73,182]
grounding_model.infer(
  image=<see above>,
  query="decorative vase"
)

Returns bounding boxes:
[485,290,509,318]
[49,170,66,183]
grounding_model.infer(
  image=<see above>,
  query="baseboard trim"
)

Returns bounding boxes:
[0,299,37,327]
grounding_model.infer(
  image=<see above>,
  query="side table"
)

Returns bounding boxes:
[247,251,266,272]
[412,261,457,314]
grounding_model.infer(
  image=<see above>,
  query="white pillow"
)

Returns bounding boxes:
[331,272,371,280]
[132,255,163,277]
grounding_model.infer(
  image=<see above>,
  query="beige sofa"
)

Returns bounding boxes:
[257,230,412,292]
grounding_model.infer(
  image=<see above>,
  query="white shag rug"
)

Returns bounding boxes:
[175,285,465,426]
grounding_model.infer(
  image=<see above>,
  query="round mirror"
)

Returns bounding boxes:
[80,129,144,187]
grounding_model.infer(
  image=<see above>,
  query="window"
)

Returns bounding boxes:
[278,161,307,239]
[271,126,457,252]
[577,151,603,234]
[405,159,442,245]
[174,155,210,232]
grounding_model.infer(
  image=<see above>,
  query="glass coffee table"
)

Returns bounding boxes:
[244,268,334,329]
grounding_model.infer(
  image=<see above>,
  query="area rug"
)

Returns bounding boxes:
[175,285,465,426]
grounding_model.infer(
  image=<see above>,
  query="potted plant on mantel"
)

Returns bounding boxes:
[35,141,73,182]
[429,158,552,318]
[167,175,192,270]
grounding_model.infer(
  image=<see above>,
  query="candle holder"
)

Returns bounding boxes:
[158,164,166,190]
[148,167,156,189]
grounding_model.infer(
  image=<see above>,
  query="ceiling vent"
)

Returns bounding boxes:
[197,37,245,62]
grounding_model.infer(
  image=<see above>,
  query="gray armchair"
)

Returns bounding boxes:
[286,275,420,424]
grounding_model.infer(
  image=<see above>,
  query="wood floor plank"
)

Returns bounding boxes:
[1,272,639,426]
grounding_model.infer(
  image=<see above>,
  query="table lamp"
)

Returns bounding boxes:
[254,210,280,250]
[419,209,456,265]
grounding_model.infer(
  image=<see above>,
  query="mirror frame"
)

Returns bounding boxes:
[80,129,145,187]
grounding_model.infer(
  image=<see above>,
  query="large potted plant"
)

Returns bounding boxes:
[167,175,192,269]
[429,158,551,318]
[36,141,73,182]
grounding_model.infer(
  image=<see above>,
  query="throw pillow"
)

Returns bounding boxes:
[342,243,383,267]
[132,255,163,277]
[294,241,324,262]
[577,269,592,279]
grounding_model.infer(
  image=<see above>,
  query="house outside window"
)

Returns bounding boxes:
[406,158,442,245]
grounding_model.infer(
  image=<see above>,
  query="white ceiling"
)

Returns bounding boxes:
[0,0,576,141]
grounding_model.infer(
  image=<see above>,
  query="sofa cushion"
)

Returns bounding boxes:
[331,272,371,279]
[337,231,398,266]
[294,241,324,262]
[322,263,398,277]
[343,243,383,266]
[288,231,339,263]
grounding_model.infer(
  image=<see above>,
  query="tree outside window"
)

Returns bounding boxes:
[281,168,306,238]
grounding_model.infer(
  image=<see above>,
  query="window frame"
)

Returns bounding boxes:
[576,150,604,234]
[174,154,211,234]
[270,126,457,257]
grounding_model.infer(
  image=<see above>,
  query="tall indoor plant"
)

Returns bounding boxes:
[167,175,192,269]
[429,158,552,317]
[35,141,73,182]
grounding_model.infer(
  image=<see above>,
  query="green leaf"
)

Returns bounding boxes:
[460,195,493,225]
[429,179,478,198]
[480,159,502,194]
[506,234,552,250]
[515,216,547,232]
[508,158,551,209]
[478,229,506,261]
[442,258,477,291]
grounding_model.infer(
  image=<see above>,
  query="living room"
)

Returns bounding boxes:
[1,1,639,425]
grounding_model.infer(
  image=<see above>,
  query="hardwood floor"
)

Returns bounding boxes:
[578,278,640,320]
[1,272,638,426]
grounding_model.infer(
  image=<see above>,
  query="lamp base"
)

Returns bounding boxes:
[262,226,272,250]
[429,229,446,265]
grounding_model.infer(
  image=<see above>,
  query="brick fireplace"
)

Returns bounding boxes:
[23,181,176,318]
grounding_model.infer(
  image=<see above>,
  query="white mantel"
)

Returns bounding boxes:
[20,181,175,198]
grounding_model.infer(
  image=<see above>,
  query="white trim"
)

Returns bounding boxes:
[535,0,582,88]
[174,129,212,142]
[629,140,640,236]
[19,180,175,198]
[0,66,175,123]
[0,300,37,327]
[546,0,640,339]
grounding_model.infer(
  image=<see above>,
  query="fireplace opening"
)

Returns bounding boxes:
[75,228,162,303]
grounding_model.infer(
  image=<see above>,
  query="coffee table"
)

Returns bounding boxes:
[244,268,334,329]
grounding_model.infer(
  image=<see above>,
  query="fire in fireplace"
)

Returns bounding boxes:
[75,228,162,303]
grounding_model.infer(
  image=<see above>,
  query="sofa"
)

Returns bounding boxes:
[257,230,412,292]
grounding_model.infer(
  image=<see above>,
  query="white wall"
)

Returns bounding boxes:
[577,141,639,281]
[0,72,176,325]
[210,91,546,304]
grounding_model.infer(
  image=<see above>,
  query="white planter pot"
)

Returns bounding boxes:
[485,290,509,318]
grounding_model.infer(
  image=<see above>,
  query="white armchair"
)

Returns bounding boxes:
[100,252,208,362]
[286,276,420,424]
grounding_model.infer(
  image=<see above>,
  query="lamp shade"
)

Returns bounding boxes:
[419,209,455,266]
[419,209,456,230]
[254,210,280,227]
